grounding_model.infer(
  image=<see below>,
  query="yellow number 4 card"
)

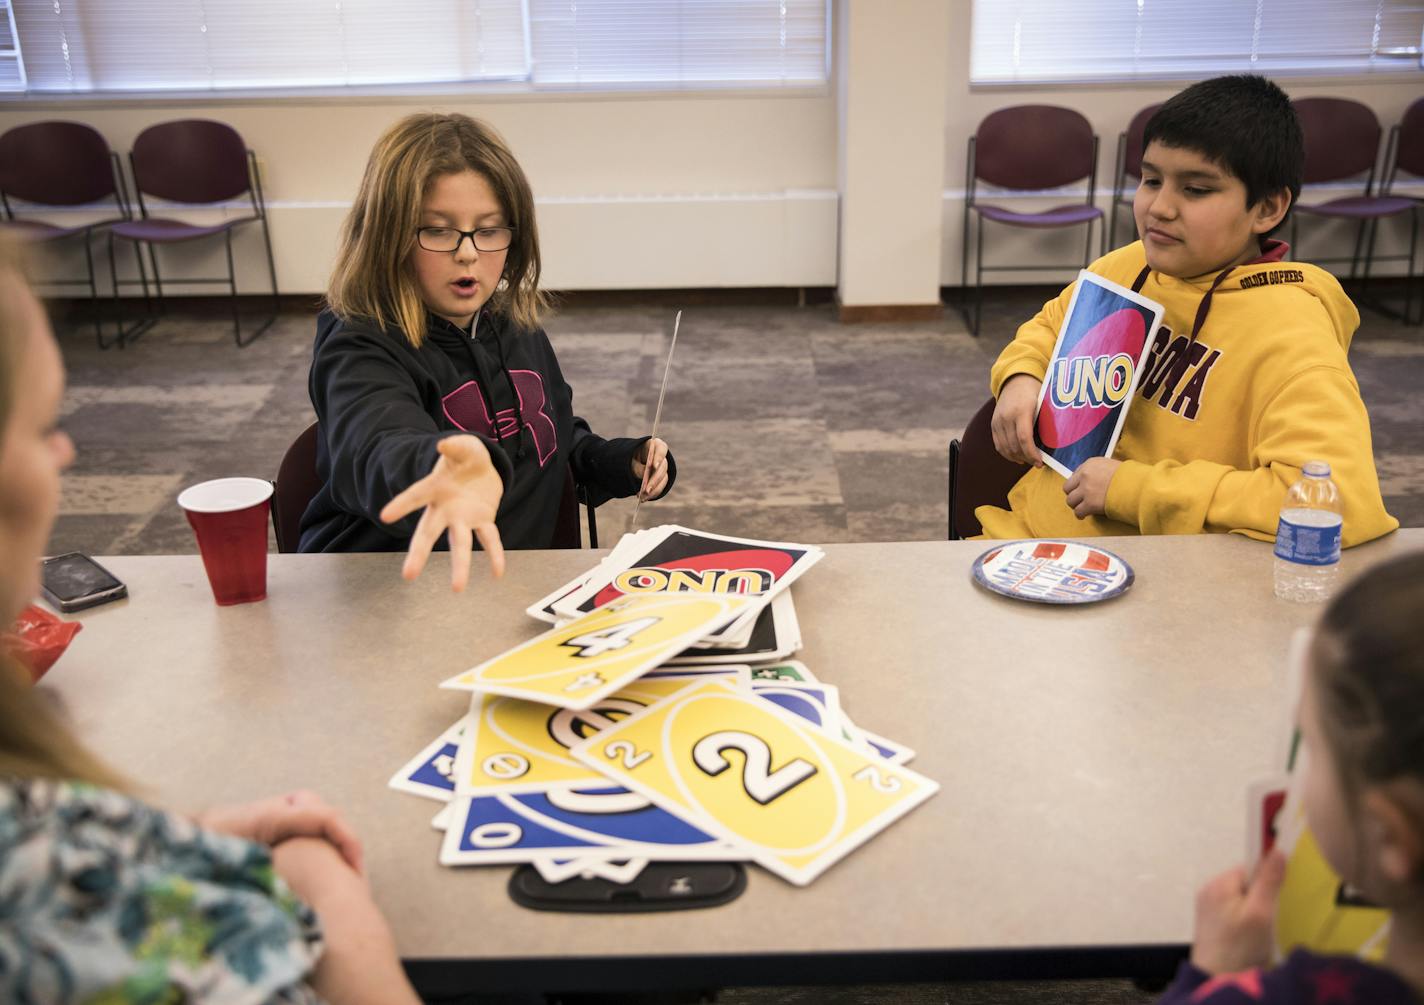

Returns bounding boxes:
[569,676,939,885]
[441,594,755,710]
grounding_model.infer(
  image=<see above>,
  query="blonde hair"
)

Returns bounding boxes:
[326,113,547,348]
[0,235,125,789]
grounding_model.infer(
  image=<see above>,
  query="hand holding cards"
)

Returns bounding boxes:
[1033,271,1164,479]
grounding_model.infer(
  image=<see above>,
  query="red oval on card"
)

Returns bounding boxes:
[1037,307,1146,450]
[591,548,795,608]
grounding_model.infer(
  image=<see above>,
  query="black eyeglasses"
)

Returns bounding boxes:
[416,226,515,253]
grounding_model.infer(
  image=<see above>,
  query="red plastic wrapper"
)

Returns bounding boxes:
[2,604,82,681]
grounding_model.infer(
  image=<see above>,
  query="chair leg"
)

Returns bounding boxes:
[147,243,166,314]
[1106,198,1119,258]
[107,235,156,348]
[227,227,276,348]
[1083,217,1095,268]
[972,220,985,338]
[81,231,114,351]
[1407,206,1421,326]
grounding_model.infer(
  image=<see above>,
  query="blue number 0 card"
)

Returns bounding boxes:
[1032,271,1164,479]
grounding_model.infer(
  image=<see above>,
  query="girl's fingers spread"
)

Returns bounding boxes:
[402,509,443,581]
[448,522,473,593]
[380,480,433,524]
[475,523,506,578]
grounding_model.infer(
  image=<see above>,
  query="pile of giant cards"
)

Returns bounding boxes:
[389,526,938,887]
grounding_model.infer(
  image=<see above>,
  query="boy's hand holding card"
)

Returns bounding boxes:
[1033,271,1164,479]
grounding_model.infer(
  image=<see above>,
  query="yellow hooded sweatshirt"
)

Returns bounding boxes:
[980,240,1398,547]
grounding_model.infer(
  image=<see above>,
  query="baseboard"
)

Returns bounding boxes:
[837,302,944,323]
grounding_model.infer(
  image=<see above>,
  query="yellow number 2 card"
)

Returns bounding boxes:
[440,594,755,710]
[569,676,939,885]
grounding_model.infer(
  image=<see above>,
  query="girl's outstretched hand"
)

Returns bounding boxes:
[633,437,670,501]
[380,434,505,591]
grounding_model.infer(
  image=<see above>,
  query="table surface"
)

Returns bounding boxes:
[42,530,1423,992]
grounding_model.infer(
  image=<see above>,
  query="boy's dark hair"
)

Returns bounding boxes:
[1143,74,1303,218]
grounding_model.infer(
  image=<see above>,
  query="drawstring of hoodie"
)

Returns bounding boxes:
[490,323,528,461]
[454,313,526,461]
[1131,262,1237,345]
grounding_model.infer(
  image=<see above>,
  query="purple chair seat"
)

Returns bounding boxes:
[111,216,255,243]
[1295,194,1416,219]
[975,203,1104,228]
[0,218,89,242]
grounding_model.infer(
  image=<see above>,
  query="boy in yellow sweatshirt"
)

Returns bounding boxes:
[982,74,1397,548]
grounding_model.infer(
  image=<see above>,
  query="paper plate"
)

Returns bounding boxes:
[971,540,1134,605]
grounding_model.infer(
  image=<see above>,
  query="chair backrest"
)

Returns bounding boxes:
[974,105,1096,191]
[1293,97,1382,185]
[0,121,119,206]
[1121,103,1162,183]
[1394,96,1424,181]
[272,421,322,554]
[948,397,1030,540]
[551,466,584,549]
[130,119,252,204]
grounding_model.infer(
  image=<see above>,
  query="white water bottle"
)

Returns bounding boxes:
[1273,460,1343,603]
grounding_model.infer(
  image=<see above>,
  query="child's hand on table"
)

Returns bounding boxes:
[991,375,1044,467]
[196,789,365,875]
[380,434,506,591]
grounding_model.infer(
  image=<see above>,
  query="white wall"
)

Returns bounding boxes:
[0,0,1419,303]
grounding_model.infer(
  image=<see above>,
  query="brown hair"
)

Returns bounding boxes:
[1311,552,1424,839]
[326,113,547,348]
[0,235,125,788]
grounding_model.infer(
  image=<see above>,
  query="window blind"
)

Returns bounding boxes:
[2,0,828,95]
[7,0,531,93]
[971,0,1424,84]
[528,0,828,87]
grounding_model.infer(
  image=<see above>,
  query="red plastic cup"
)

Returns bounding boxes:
[177,477,274,606]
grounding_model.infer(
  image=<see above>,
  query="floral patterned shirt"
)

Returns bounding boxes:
[0,778,325,1004]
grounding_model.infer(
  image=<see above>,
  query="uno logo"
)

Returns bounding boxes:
[612,567,773,595]
[1037,306,1147,450]
[592,548,795,608]
[1047,352,1135,410]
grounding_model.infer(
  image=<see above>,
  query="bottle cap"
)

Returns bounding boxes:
[1303,460,1331,478]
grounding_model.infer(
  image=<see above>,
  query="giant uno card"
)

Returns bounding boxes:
[569,677,938,886]
[440,593,754,709]
[1033,271,1164,478]
[454,672,747,796]
[552,527,822,643]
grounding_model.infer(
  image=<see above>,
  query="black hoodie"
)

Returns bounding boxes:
[299,308,674,553]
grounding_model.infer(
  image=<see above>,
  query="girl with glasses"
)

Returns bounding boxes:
[308,113,674,588]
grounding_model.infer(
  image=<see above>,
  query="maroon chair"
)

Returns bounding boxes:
[961,105,1103,337]
[1376,96,1424,325]
[0,121,132,349]
[111,119,279,347]
[1290,97,1418,321]
[948,397,1030,540]
[272,421,598,554]
[1105,103,1161,255]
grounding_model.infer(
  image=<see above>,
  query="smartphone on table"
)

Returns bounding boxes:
[40,552,127,612]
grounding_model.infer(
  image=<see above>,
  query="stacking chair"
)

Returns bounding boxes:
[271,421,599,553]
[961,105,1103,337]
[1290,97,1419,321]
[1372,97,1424,324]
[0,121,132,349]
[1104,103,1161,255]
[111,119,279,347]
[947,397,1030,540]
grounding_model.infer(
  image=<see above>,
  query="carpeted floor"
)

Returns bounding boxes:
[40,286,1423,1005]
[47,288,1424,559]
